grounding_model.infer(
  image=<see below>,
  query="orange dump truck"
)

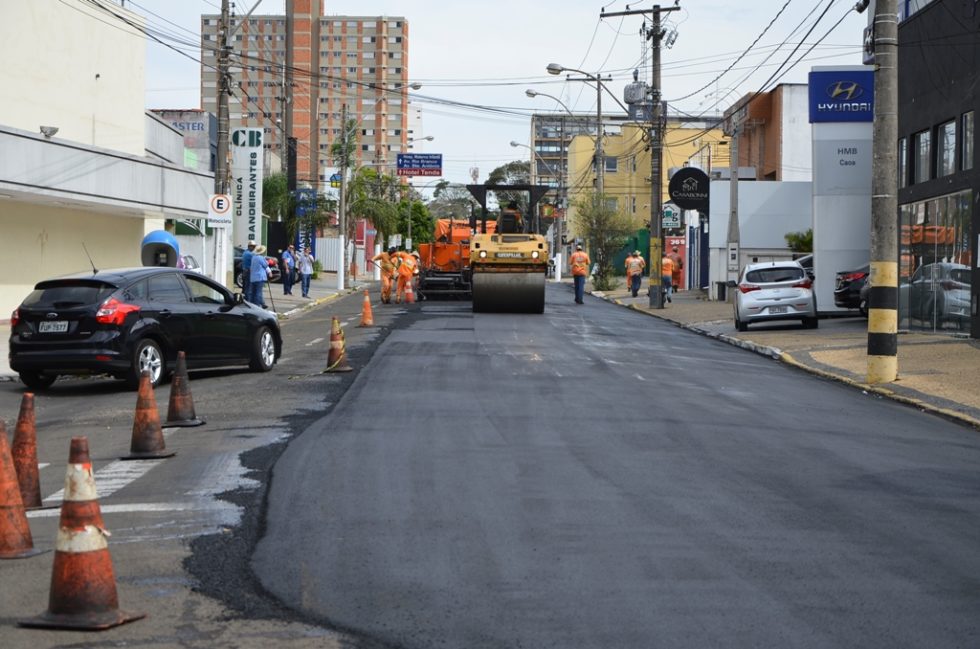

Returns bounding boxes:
[417,218,496,298]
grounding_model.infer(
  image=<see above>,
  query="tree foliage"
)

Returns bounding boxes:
[427,182,477,220]
[572,191,634,291]
[263,172,330,243]
[486,160,531,217]
[784,228,813,253]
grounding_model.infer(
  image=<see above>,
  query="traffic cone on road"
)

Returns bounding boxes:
[121,371,176,460]
[359,290,375,327]
[12,392,44,509]
[405,280,416,304]
[0,420,44,559]
[324,316,353,373]
[19,436,145,630]
[165,352,205,427]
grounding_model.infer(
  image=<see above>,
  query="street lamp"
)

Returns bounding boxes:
[407,135,434,150]
[547,63,605,194]
[525,89,573,116]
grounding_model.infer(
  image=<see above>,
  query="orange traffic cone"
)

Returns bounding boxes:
[405,280,416,304]
[324,316,353,373]
[359,290,375,327]
[165,352,204,427]
[121,371,176,460]
[0,421,44,559]
[19,436,145,630]
[12,392,43,509]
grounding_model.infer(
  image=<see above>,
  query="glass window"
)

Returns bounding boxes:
[898,137,907,188]
[912,129,930,184]
[185,276,226,305]
[604,156,618,173]
[962,111,974,171]
[938,120,956,177]
[147,274,188,303]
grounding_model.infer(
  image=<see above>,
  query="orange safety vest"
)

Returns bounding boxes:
[372,252,395,274]
[397,252,417,278]
[661,256,675,277]
[570,250,591,277]
[627,256,645,277]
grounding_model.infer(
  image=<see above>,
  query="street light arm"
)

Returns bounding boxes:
[510,141,560,180]
[546,63,631,120]
[526,88,573,116]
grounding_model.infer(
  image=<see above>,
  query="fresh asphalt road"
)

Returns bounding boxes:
[256,283,980,649]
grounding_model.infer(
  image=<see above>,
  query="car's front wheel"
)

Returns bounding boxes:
[249,326,277,372]
[19,371,57,391]
[128,338,166,388]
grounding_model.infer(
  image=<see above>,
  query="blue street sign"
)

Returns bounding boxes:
[396,153,442,177]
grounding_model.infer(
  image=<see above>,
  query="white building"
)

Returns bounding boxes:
[0,0,212,319]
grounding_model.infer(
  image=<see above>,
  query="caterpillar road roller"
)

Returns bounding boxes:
[466,184,552,313]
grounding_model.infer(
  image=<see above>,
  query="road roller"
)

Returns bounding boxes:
[470,207,549,313]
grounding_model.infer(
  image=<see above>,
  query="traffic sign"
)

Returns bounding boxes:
[208,194,232,227]
[396,153,442,177]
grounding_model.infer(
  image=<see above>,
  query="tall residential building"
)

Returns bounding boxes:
[201,1,410,190]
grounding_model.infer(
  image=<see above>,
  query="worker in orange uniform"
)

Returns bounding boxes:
[569,243,591,305]
[661,253,674,305]
[626,250,646,298]
[394,249,418,303]
[371,246,397,304]
[667,245,684,292]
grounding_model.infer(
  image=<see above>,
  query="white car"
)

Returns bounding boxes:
[734,260,818,331]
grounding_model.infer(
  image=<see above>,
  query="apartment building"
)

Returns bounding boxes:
[200,1,410,190]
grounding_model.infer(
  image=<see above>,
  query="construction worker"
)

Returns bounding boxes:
[394,249,417,303]
[626,250,646,298]
[569,243,591,305]
[371,246,397,304]
[668,245,684,291]
[661,252,675,305]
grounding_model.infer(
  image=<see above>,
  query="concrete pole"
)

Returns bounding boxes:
[727,123,740,294]
[866,0,899,384]
[595,77,604,195]
[337,103,347,292]
[214,0,231,286]
[648,6,664,309]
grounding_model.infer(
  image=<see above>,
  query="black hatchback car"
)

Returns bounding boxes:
[9,267,281,390]
[834,263,870,312]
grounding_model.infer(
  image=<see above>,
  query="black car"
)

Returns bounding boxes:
[233,246,281,288]
[834,263,870,311]
[9,267,281,390]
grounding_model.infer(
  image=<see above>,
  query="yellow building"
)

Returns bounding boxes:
[565,116,729,238]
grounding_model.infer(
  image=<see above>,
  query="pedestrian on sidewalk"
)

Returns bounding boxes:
[241,240,256,299]
[298,247,315,298]
[249,245,270,308]
[281,244,297,295]
[626,250,646,297]
[668,246,683,292]
[661,253,674,304]
[569,244,591,305]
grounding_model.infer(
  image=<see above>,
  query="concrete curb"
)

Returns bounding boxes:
[609,294,980,431]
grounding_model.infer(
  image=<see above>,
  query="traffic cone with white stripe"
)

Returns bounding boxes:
[0,420,44,559]
[405,279,416,304]
[121,371,176,460]
[324,316,353,373]
[12,392,44,509]
[359,290,374,327]
[19,436,145,630]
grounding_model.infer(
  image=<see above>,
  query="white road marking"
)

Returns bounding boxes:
[43,458,165,503]
[27,501,232,519]
[39,462,49,470]
[305,337,325,346]
[634,374,646,381]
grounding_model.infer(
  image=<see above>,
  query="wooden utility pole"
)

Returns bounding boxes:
[601,4,679,309]
[215,0,230,196]
[866,0,899,383]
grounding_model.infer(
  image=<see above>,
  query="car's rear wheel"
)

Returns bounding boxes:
[128,338,166,388]
[803,317,819,329]
[235,269,244,288]
[249,326,276,371]
[19,371,57,391]
[735,313,748,332]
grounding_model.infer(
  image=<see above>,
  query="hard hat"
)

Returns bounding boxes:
[576,244,583,250]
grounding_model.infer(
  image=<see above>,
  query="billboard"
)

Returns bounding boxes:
[397,153,442,177]
[808,69,875,123]
[231,128,264,248]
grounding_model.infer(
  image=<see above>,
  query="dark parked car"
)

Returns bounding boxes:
[794,254,814,281]
[834,263,870,311]
[9,267,281,390]
[233,246,281,288]
[903,262,972,329]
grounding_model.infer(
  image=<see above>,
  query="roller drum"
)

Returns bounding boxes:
[472,271,545,313]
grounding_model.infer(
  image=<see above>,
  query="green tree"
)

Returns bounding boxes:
[427,182,477,220]
[572,191,634,291]
[347,166,398,243]
[263,172,330,244]
[486,160,531,219]
[785,228,813,253]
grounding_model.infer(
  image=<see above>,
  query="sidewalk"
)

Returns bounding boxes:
[0,273,355,382]
[590,280,980,430]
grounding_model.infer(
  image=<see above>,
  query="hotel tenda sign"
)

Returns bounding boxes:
[808,69,875,123]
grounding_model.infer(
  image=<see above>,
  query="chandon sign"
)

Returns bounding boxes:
[668,167,710,212]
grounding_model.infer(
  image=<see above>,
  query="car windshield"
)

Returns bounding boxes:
[949,269,971,285]
[745,267,804,284]
[22,280,117,308]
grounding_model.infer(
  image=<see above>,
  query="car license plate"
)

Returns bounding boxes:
[38,320,68,333]
[769,306,788,314]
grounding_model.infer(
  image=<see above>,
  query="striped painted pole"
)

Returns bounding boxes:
[867,261,898,382]
[19,437,145,631]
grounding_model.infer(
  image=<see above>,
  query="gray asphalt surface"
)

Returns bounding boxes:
[254,284,980,649]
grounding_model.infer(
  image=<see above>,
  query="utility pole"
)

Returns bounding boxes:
[727,118,741,290]
[337,103,348,292]
[601,3,679,308]
[284,1,294,175]
[866,0,899,384]
[214,0,231,286]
